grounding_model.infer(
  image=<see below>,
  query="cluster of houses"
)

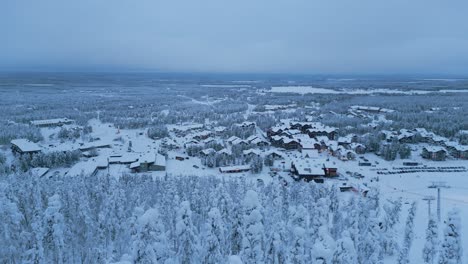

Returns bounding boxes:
[266,121,362,161]
[10,116,168,177]
[380,128,468,161]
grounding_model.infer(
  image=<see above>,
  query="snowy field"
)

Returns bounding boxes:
[270,85,468,95]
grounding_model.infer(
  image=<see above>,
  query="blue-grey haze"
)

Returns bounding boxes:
[1,0,468,75]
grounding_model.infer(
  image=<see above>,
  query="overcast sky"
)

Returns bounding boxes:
[1,0,468,75]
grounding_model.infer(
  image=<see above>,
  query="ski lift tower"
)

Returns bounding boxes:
[422,195,435,219]
[428,181,450,222]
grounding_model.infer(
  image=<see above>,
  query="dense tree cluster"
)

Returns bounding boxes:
[0,122,43,144]
[14,150,81,172]
[0,173,414,263]
[147,125,169,139]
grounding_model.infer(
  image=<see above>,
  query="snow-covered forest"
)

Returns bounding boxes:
[0,172,463,263]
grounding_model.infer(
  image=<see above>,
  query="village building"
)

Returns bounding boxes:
[250,137,269,147]
[235,121,256,129]
[171,124,204,136]
[380,130,398,142]
[29,167,50,177]
[421,146,447,161]
[350,143,366,154]
[217,148,232,157]
[444,142,468,159]
[290,158,337,182]
[328,143,355,160]
[200,148,216,157]
[349,105,395,114]
[66,157,108,177]
[30,118,74,127]
[337,136,353,147]
[108,153,139,164]
[307,126,337,140]
[227,136,241,144]
[219,165,251,173]
[398,131,416,143]
[214,126,227,135]
[130,153,166,172]
[11,139,42,155]
[267,124,290,138]
[264,150,284,160]
[79,141,112,151]
[243,149,262,159]
[281,138,301,150]
[191,130,213,141]
[183,139,199,148]
[301,148,319,159]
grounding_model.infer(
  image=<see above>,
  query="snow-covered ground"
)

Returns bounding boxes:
[269,85,468,95]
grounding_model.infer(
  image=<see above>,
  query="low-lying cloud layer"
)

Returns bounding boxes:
[2,0,468,74]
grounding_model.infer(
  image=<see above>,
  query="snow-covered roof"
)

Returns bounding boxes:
[246,135,259,142]
[236,121,255,128]
[243,149,262,156]
[300,140,318,149]
[292,158,325,176]
[250,138,269,145]
[201,148,216,155]
[108,153,139,164]
[337,136,352,144]
[232,138,248,145]
[11,139,42,153]
[302,149,319,158]
[271,135,283,142]
[270,124,289,133]
[29,167,49,177]
[227,136,240,143]
[423,146,447,153]
[79,140,112,151]
[214,126,227,132]
[282,138,299,144]
[30,118,73,126]
[66,161,98,177]
[264,150,284,158]
[350,143,365,149]
[171,123,204,132]
[218,148,232,155]
[219,165,251,172]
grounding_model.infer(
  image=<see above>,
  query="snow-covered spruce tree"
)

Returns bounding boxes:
[331,201,345,240]
[438,208,463,264]
[380,198,402,256]
[398,201,417,264]
[26,179,46,263]
[309,198,329,241]
[99,177,127,261]
[0,184,23,263]
[422,215,438,264]
[263,180,288,264]
[287,205,309,264]
[201,207,226,263]
[332,231,358,264]
[175,201,200,264]
[312,225,336,264]
[356,195,383,264]
[132,208,171,263]
[43,194,66,264]
[241,190,264,263]
[228,194,244,255]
